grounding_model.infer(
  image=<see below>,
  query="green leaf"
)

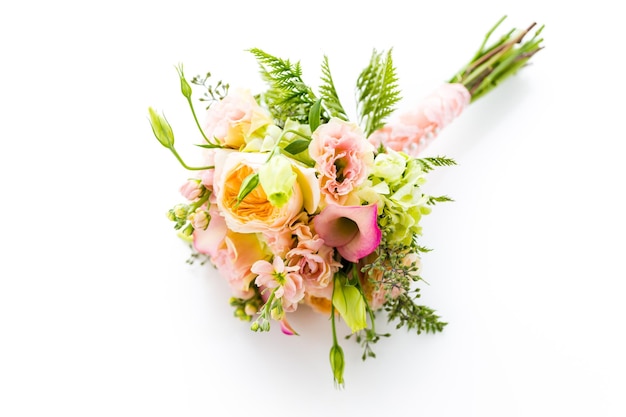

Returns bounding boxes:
[195,143,224,149]
[283,139,311,155]
[308,98,322,132]
[427,195,454,205]
[237,173,259,204]
[319,55,348,121]
[417,156,457,172]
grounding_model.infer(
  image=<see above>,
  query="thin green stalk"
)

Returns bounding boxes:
[169,147,214,171]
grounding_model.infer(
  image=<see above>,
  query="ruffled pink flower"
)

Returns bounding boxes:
[369,83,470,156]
[313,203,381,263]
[262,228,295,258]
[251,257,304,312]
[309,118,375,204]
[287,234,341,300]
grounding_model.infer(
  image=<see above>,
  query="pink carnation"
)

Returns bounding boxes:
[287,234,341,300]
[309,118,375,204]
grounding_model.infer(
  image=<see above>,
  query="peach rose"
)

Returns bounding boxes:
[203,88,273,149]
[212,150,320,234]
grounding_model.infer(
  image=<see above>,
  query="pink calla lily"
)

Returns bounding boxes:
[313,203,381,263]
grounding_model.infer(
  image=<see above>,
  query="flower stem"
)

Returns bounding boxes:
[449,16,544,102]
[169,147,214,171]
[185,95,212,144]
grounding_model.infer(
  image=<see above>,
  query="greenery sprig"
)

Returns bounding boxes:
[249,48,321,126]
[356,49,402,137]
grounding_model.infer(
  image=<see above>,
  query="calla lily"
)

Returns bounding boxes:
[313,203,381,262]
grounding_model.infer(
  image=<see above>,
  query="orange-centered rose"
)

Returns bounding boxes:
[213,150,320,234]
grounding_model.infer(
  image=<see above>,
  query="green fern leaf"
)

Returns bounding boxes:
[249,48,319,125]
[319,55,348,121]
[356,49,402,137]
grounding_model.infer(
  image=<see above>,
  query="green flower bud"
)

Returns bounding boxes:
[173,204,188,220]
[258,154,296,208]
[329,344,345,388]
[175,64,193,99]
[148,107,175,148]
[332,273,367,333]
[244,301,259,316]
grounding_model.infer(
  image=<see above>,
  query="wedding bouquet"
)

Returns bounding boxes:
[148,16,543,387]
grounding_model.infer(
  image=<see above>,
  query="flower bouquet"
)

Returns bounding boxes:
[148,16,543,387]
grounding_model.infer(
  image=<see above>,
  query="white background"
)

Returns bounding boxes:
[1,1,624,416]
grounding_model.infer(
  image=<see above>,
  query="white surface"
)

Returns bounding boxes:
[1,1,624,416]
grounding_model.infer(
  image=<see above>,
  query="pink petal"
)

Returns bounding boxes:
[313,203,381,263]
[192,207,226,257]
[280,318,298,336]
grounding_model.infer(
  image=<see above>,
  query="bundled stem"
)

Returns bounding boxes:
[449,16,544,101]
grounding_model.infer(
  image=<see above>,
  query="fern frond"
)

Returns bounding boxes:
[417,156,457,173]
[356,49,402,137]
[319,55,348,121]
[427,195,454,205]
[249,48,318,125]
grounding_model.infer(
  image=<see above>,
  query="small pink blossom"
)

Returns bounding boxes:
[309,118,375,204]
[191,208,209,230]
[179,179,202,201]
[369,83,470,156]
[251,257,304,312]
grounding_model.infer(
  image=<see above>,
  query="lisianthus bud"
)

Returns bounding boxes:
[176,64,193,99]
[258,154,296,208]
[332,273,367,333]
[329,344,345,387]
[148,107,175,148]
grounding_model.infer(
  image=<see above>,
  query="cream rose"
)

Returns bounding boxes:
[212,150,320,234]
